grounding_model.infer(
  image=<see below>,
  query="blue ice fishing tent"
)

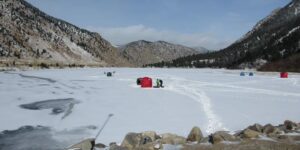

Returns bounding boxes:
[240,72,246,76]
[249,72,254,76]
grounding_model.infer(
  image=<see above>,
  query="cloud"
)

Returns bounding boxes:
[87,25,234,50]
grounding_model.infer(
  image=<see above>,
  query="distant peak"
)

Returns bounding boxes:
[135,40,152,44]
[156,40,168,44]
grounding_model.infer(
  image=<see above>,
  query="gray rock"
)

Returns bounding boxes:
[187,126,203,143]
[68,138,95,150]
[210,131,239,144]
[142,131,160,142]
[240,129,261,139]
[95,143,106,148]
[110,142,118,147]
[121,132,153,150]
[248,123,263,133]
[263,124,281,135]
[121,133,143,150]
[160,133,186,145]
[284,120,299,130]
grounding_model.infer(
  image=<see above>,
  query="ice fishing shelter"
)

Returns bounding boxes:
[240,72,254,76]
[107,72,113,77]
[280,72,288,78]
[140,77,152,88]
[240,72,246,76]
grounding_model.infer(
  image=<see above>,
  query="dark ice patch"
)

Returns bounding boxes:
[0,126,65,150]
[38,84,51,86]
[0,125,97,150]
[20,98,79,119]
[19,74,56,83]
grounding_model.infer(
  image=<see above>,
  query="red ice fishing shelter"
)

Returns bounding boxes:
[280,72,288,78]
[141,77,152,88]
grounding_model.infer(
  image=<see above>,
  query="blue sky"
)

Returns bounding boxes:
[26,0,290,49]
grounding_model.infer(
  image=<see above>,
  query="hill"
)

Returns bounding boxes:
[148,0,300,72]
[0,0,131,68]
[119,40,200,67]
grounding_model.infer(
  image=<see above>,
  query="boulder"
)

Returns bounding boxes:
[121,133,143,149]
[284,120,299,130]
[142,131,160,142]
[121,132,154,150]
[68,138,95,150]
[95,143,106,149]
[186,126,203,143]
[209,134,222,144]
[209,131,239,144]
[240,129,261,139]
[248,123,263,133]
[263,124,281,135]
[110,142,118,147]
[160,133,186,145]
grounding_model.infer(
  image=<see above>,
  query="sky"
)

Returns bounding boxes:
[26,0,290,50]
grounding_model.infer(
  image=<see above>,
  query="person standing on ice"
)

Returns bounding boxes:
[156,79,160,88]
[156,79,163,88]
[159,79,163,88]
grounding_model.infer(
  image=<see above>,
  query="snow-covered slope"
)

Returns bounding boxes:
[159,0,300,72]
[0,0,131,67]
[0,68,300,148]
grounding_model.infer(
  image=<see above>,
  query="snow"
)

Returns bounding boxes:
[62,38,96,63]
[0,68,300,146]
[257,36,261,41]
[279,26,300,43]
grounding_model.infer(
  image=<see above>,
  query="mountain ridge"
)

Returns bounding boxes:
[119,40,201,67]
[0,0,132,68]
[148,0,300,72]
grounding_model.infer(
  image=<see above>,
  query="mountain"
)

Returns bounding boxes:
[193,46,211,54]
[119,40,200,67]
[149,0,300,72]
[0,0,131,68]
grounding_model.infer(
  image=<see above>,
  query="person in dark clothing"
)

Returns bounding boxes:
[159,79,163,88]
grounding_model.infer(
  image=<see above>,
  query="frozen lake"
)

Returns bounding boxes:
[0,68,300,148]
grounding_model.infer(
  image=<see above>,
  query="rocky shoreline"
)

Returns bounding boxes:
[102,120,300,150]
[0,121,299,150]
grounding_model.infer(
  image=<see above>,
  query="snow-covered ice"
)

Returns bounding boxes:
[0,68,300,147]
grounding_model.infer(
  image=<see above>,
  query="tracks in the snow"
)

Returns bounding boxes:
[165,77,227,134]
[165,75,300,134]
